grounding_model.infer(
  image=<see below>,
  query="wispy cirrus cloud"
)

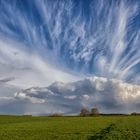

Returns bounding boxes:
[0,40,78,88]
[0,0,139,84]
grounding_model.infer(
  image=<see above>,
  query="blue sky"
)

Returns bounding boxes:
[0,0,140,85]
[0,0,140,115]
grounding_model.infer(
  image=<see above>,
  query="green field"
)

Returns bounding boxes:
[0,115,139,140]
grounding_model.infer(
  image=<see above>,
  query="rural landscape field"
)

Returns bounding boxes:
[0,115,139,140]
[0,0,140,140]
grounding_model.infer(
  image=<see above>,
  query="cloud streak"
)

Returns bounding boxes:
[0,0,139,84]
[0,40,78,88]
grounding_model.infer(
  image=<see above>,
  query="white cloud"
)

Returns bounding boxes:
[0,0,139,84]
[82,95,90,100]
[64,95,77,100]
[3,76,138,115]
[0,40,79,88]
[15,92,46,104]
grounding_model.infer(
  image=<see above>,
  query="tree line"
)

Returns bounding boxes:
[79,107,100,116]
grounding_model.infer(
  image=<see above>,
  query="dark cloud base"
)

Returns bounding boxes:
[0,77,139,115]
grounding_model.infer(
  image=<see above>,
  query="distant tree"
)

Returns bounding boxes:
[80,108,90,117]
[49,113,63,117]
[91,108,100,116]
[131,112,140,116]
[131,112,137,115]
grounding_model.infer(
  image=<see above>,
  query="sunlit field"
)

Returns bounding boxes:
[0,115,139,140]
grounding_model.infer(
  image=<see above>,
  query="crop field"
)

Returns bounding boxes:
[0,115,139,140]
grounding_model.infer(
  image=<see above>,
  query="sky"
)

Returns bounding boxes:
[0,0,140,115]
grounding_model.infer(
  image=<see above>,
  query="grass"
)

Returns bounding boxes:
[0,115,139,140]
